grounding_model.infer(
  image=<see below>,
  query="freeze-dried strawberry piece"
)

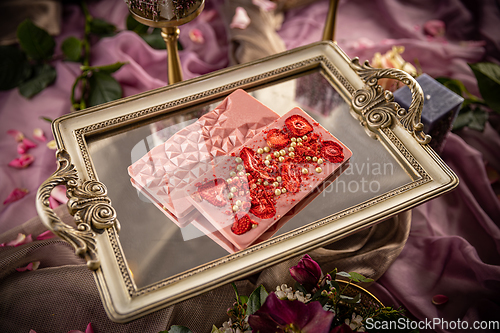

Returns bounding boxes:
[321,141,344,163]
[285,115,313,137]
[266,129,289,149]
[250,197,276,219]
[231,214,257,235]
[240,147,273,181]
[197,178,228,207]
[281,162,302,193]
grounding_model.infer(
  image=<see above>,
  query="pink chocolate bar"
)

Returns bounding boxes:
[128,89,279,227]
[185,107,352,250]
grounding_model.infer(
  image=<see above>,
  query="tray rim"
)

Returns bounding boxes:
[39,41,459,322]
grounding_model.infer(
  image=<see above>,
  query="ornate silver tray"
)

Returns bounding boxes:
[36,41,458,322]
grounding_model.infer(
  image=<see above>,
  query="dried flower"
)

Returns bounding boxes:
[289,254,322,292]
[371,46,417,91]
[248,292,335,333]
[17,138,37,154]
[189,28,204,44]
[252,0,276,12]
[7,129,24,142]
[230,7,251,30]
[16,261,40,272]
[3,188,29,205]
[46,140,57,150]
[33,128,47,142]
[8,154,34,168]
[0,232,32,247]
[345,313,365,332]
[423,20,446,38]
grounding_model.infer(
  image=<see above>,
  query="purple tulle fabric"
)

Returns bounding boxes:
[1,0,499,331]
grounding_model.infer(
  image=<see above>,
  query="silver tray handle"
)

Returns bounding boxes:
[350,58,431,145]
[36,149,119,270]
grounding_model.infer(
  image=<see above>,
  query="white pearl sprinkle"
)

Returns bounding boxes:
[273,182,279,187]
[279,149,286,156]
[257,148,264,154]
[235,157,242,163]
[228,192,234,199]
[227,178,232,183]
[312,156,318,162]
[288,147,295,152]
[297,138,302,143]
[289,152,295,158]
[235,200,242,206]
[274,151,280,157]
[264,146,270,153]
[252,224,258,229]
[297,142,303,146]
[263,181,269,186]
[315,167,323,173]
[291,138,297,142]
[279,156,285,162]
[290,142,296,147]
[264,160,270,166]
[281,188,287,193]
[318,158,324,164]
[238,171,245,176]
[251,183,257,189]
[230,187,237,193]
[258,178,262,183]
[306,156,311,161]
[276,176,282,182]
[230,171,236,177]
[275,189,281,196]
[301,168,309,175]
[266,154,272,160]
[232,205,239,212]
[302,135,308,141]
[236,164,244,171]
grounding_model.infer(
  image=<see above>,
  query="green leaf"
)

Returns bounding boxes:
[340,293,361,304]
[240,295,249,305]
[17,19,55,60]
[336,271,351,278]
[167,325,193,333]
[18,64,57,98]
[231,283,241,304]
[294,282,308,295]
[435,77,465,97]
[89,18,116,36]
[81,61,127,74]
[0,46,31,90]
[210,325,223,333]
[141,29,167,50]
[469,62,500,114]
[40,116,53,123]
[246,285,268,316]
[61,36,83,62]
[347,272,374,283]
[88,71,122,107]
[452,105,489,131]
[126,14,149,34]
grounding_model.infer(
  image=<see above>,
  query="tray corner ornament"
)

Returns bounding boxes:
[349,58,431,145]
[36,149,119,270]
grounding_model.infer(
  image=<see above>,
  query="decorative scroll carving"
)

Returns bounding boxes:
[350,58,431,145]
[36,150,119,270]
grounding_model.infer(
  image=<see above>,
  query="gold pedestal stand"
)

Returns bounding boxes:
[322,0,340,42]
[128,1,205,84]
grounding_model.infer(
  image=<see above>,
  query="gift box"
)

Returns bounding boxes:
[393,73,464,152]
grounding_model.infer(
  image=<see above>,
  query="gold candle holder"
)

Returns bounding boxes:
[125,0,205,84]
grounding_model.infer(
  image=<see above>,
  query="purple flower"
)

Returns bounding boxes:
[289,254,322,292]
[330,323,355,333]
[248,292,334,333]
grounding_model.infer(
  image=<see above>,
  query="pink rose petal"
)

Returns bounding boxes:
[18,138,37,153]
[49,196,60,209]
[189,28,205,44]
[8,154,34,168]
[199,9,217,22]
[68,323,94,333]
[252,0,277,11]
[51,185,69,204]
[29,330,37,333]
[432,294,449,305]
[16,261,40,272]
[424,20,445,37]
[7,129,24,142]
[3,188,29,205]
[33,128,47,142]
[36,230,56,241]
[230,7,251,30]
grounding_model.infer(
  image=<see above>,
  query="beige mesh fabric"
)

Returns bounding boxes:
[0,207,410,332]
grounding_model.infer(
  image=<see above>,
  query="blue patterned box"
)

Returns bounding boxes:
[393,74,464,152]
